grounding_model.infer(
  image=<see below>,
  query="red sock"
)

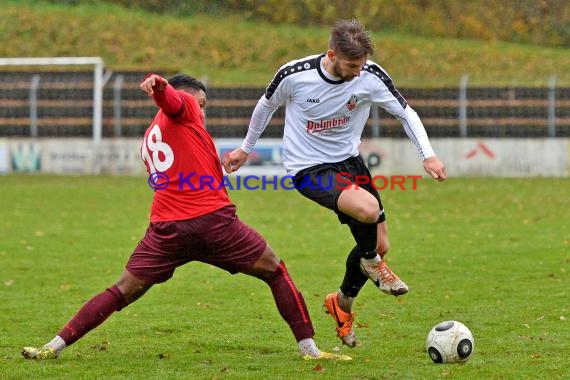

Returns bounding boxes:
[265,261,314,342]
[58,285,128,346]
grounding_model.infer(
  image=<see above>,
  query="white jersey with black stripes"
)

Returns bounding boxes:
[240,53,435,175]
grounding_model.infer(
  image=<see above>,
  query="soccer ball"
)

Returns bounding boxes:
[426,320,474,364]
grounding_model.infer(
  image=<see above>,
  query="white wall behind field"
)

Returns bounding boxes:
[359,138,569,178]
[1,138,569,177]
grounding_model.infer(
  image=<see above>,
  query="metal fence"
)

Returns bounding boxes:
[1,70,569,139]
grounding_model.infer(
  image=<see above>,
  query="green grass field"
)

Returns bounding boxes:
[1,175,568,379]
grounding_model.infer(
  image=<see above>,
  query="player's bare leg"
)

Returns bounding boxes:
[337,185,380,224]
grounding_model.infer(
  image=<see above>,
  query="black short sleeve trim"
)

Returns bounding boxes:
[265,55,321,99]
[363,63,408,108]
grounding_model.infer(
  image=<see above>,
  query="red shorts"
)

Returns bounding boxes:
[126,205,267,284]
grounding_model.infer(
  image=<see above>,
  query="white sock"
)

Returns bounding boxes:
[298,338,321,357]
[44,335,66,354]
[363,254,381,266]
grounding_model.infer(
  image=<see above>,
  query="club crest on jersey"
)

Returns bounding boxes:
[346,94,358,111]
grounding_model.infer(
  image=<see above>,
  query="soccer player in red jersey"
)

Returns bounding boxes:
[22,73,350,361]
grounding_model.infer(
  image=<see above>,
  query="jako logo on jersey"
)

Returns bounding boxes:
[306,98,320,103]
[346,94,358,111]
[306,115,350,133]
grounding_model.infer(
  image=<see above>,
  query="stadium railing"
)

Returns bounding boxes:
[1,70,568,139]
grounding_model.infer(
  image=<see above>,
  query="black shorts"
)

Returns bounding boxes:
[293,155,385,224]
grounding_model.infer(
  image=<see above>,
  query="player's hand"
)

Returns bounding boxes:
[140,74,167,96]
[423,156,447,182]
[223,148,249,173]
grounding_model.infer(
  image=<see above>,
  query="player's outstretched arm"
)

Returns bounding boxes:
[223,148,249,173]
[423,156,447,182]
[140,74,184,116]
[140,74,167,96]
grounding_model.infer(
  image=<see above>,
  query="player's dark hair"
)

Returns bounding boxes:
[168,74,207,95]
[329,19,374,59]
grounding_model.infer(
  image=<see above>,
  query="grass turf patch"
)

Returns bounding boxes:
[1,175,568,379]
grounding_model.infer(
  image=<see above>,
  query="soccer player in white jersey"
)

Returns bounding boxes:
[223,19,446,348]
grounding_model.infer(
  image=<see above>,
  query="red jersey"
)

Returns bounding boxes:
[141,81,231,222]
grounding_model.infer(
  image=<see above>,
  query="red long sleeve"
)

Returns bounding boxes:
[152,82,184,117]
